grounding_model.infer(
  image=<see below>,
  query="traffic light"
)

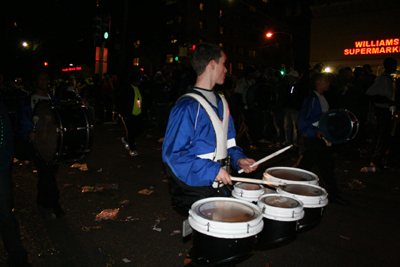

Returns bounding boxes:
[93,14,111,47]
[102,14,111,44]
[174,56,179,61]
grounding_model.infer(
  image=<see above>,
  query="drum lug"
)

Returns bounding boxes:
[240,190,244,197]
[207,222,210,232]
[292,211,295,218]
[247,224,250,234]
[262,206,266,214]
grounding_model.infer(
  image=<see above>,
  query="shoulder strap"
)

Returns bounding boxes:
[178,93,229,161]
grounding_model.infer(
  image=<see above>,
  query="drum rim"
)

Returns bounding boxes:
[277,184,329,208]
[232,182,265,202]
[319,109,359,144]
[188,197,264,238]
[257,194,304,221]
[263,167,319,186]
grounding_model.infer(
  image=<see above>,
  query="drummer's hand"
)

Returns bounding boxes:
[316,130,325,139]
[215,168,232,185]
[238,158,258,173]
[29,132,36,141]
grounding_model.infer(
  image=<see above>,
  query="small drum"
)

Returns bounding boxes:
[277,184,328,230]
[33,101,93,163]
[188,197,263,266]
[319,109,359,144]
[263,167,319,187]
[232,182,265,203]
[257,194,304,246]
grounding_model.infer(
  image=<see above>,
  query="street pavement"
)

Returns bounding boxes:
[1,122,399,267]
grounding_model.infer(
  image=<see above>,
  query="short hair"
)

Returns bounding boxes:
[192,43,223,76]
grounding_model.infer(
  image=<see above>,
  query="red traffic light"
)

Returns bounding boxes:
[44,62,49,66]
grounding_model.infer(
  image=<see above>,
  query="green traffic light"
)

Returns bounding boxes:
[174,56,179,61]
[104,32,109,40]
[280,70,285,75]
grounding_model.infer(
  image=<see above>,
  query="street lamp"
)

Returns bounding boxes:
[266,31,293,69]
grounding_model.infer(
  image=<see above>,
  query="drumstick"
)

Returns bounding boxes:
[230,176,286,186]
[238,145,293,174]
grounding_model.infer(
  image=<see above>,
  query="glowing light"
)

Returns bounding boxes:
[22,42,28,47]
[324,67,331,72]
[266,32,273,38]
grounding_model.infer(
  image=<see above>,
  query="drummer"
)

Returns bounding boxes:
[162,43,258,212]
[297,73,349,205]
[16,71,65,218]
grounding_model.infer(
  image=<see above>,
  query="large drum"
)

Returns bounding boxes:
[188,197,263,266]
[232,182,265,203]
[33,101,93,164]
[277,184,328,230]
[257,194,304,246]
[319,109,359,144]
[263,167,319,187]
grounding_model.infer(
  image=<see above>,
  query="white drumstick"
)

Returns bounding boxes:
[238,145,293,174]
[230,176,286,186]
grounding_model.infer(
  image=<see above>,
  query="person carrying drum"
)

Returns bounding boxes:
[162,43,258,212]
[297,73,349,205]
[366,57,397,170]
[16,71,65,219]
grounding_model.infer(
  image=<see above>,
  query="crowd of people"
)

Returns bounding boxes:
[0,47,399,265]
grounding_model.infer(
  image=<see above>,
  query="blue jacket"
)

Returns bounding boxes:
[297,92,322,138]
[162,95,246,187]
[16,94,57,141]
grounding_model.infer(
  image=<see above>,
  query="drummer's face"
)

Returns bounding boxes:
[36,74,50,91]
[214,52,227,85]
[317,77,330,92]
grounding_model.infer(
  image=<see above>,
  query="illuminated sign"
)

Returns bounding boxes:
[344,38,400,55]
[62,66,82,72]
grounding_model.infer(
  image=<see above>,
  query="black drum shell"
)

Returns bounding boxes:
[33,101,93,163]
[298,207,324,230]
[191,229,259,266]
[258,218,297,246]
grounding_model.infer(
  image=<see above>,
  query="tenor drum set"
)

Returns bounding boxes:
[187,166,329,266]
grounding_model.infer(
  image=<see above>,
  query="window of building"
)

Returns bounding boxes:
[199,21,204,29]
[238,47,244,55]
[219,43,223,48]
[134,40,140,48]
[133,58,139,66]
[200,3,204,11]
[238,63,244,70]
[219,9,223,17]
[263,0,269,3]
[249,50,256,57]
[219,26,224,35]
[177,16,182,23]
[166,0,177,5]
[166,54,174,63]
[166,19,174,25]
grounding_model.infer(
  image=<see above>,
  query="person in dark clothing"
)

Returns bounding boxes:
[366,57,397,169]
[115,72,143,156]
[297,73,349,205]
[16,71,65,219]
[0,100,31,267]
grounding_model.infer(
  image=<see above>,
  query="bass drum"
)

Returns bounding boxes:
[188,197,263,266]
[319,109,359,144]
[32,101,93,164]
[246,83,277,111]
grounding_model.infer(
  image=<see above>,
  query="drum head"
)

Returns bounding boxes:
[188,197,263,238]
[277,184,328,208]
[33,101,60,162]
[319,109,359,144]
[258,194,304,221]
[264,167,319,187]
